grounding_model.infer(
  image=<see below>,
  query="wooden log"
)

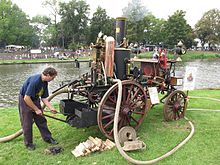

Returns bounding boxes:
[71,148,84,157]
[105,139,115,148]
[89,136,102,148]
[83,139,95,149]
[72,137,115,157]
[95,137,103,148]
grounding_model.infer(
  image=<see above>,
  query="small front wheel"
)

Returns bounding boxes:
[163,90,187,121]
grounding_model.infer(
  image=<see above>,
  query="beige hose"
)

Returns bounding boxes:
[0,129,23,143]
[189,96,220,102]
[41,87,69,109]
[112,79,195,164]
[0,87,69,143]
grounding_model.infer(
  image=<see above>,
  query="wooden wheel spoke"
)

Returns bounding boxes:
[103,118,114,129]
[166,104,174,110]
[102,113,114,120]
[177,94,183,100]
[130,94,144,106]
[180,100,185,106]
[168,99,175,105]
[108,129,113,136]
[103,105,115,111]
[108,95,117,104]
[167,111,173,118]
[131,101,145,110]
[132,110,145,115]
[130,88,141,101]
[130,116,139,124]
[122,87,127,103]
[176,110,180,118]
[125,115,131,125]
[118,116,127,128]
[174,94,178,101]
[118,117,124,129]
[126,85,134,103]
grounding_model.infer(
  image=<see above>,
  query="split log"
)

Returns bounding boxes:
[71,136,115,157]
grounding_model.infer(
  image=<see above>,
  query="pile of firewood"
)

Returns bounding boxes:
[71,136,115,157]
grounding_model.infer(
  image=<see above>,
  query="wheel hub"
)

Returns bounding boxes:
[121,106,132,116]
[173,103,181,112]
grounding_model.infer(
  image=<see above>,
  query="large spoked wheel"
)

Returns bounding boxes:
[98,80,148,140]
[164,90,187,121]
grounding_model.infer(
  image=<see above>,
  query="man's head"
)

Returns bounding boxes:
[42,67,57,82]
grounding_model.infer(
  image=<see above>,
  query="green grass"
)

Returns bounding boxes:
[0,90,220,165]
[138,50,220,62]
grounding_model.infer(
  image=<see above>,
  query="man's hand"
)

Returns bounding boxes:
[35,109,43,115]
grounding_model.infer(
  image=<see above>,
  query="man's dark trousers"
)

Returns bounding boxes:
[18,95,52,145]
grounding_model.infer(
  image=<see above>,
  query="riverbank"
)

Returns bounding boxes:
[0,57,91,65]
[1,51,220,65]
[0,90,219,164]
[138,50,220,61]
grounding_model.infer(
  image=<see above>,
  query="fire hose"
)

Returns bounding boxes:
[0,84,219,164]
[111,79,219,164]
[0,87,69,143]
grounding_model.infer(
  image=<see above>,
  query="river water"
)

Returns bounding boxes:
[0,62,90,108]
[0,59,219,108]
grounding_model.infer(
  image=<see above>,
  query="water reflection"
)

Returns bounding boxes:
[0,59,220,108]
[176,59,220,89]
[0,62,90,108]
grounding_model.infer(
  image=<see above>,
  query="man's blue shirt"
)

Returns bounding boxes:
[20,74,49,101]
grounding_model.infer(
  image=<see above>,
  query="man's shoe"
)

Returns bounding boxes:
[26,143,36,151]
[44,137,58,145]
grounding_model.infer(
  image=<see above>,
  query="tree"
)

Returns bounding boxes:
[163,10,193,48]
[0,0,36,47]
[42,0,61,47]
[89,6,114,43]
[194,8,220,49]
[31,15,52,47]
[122,0,150,43]
[41,24,57,47]
[59,0,90,49]
[138,14,166,45]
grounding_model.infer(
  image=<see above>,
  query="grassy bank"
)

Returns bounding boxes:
[1,51,220,65]
[137,50,220,61]
[0,90,220,165]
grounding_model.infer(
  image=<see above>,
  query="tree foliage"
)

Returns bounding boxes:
[138,14,166,45]
[31,15,52,47]
[59,0,90,49]
[89,6,114,43]
[163,10,193,48]
[0,0,36,47]
[1,0,219,50]
[42,0,61,47]
[42,0,60,25]
[195,8,220,48]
